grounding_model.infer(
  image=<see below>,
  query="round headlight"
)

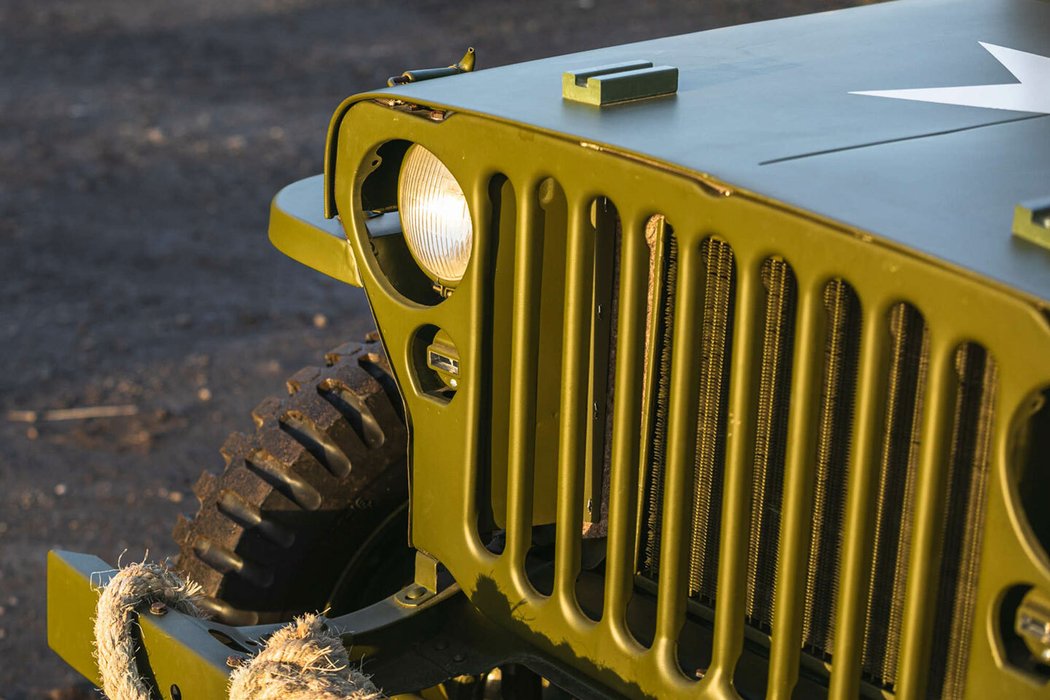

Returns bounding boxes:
[397,145,473,285]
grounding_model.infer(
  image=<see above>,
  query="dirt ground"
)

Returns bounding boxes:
[1,0,868,696]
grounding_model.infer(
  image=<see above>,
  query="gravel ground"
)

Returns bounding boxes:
[1,0,870,696]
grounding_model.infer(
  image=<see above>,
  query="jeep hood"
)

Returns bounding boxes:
[377,0,1050,304]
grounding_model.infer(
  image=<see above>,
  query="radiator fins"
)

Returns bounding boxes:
[745,258,797,629]
[640,220,677,578]
[928,344,998,700]
[688,238,735,604]
[802,279,862,654]
[861,302,929,686]
[632,249,997,697]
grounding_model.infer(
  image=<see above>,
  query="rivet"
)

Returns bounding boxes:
[149,602,168,616]
[453,653,465,663]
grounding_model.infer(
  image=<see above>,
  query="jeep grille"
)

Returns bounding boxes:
[339,103,1050,700]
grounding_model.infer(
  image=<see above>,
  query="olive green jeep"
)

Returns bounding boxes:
[48,0,1050,697]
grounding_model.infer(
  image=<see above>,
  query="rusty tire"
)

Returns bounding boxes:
[173,336,411,626]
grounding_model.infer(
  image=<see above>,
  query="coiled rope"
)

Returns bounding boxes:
[94,562,207,700]
[93,562,385,700]
[229,613,384,700]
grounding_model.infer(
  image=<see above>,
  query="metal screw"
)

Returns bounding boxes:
[149,602,168,616]
[452,653,465,663]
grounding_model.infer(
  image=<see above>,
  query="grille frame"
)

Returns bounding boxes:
[333,98,1050,700]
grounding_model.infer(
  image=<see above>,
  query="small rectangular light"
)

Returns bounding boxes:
[427,348,459,376]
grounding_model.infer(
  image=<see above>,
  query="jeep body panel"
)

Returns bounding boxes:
[327,0,1050,304]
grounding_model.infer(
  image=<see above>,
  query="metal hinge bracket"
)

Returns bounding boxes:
[388,47,476,87]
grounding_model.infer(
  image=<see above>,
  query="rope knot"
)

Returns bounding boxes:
[93,561,385,699]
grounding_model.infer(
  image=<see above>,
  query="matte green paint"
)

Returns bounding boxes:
[269,175,361,287]
[322,97,1050,698]
[561,61,679,106]
[1013,198,1050,252]
[47,551,104,688]
[354,0,1050,306]
[47,551,231,699]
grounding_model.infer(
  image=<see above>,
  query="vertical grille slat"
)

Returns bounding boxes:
[895,341,961,698]
[688,238,736,605]
[602,211,652,624]
[503,181,545,572]
[767,284,827,698]
[553,198,596,605]
[653,238,705,652]
[712,251,763,673]
[828,298,890,700]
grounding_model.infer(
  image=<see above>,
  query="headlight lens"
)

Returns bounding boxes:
[397,145,473,285]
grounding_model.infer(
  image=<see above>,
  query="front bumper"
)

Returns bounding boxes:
[268,174,361,287]
[46,549,581,698]
[48,551,233,697]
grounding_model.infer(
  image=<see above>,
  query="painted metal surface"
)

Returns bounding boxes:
[327,99,1050,698]
[357,0,1050,304]
[269,175,360,286]
[562,61,679,106]
[852,42,1050,114]
[47,551,232,699]
[1014,196,1050,251]
[47,549,519,698]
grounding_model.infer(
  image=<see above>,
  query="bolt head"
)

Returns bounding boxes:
[405,585,428,601]
[149,601,168,616]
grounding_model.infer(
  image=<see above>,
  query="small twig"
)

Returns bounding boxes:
[6,404,139,423]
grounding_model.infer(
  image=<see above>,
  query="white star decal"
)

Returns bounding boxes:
[851,42,1050,115]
